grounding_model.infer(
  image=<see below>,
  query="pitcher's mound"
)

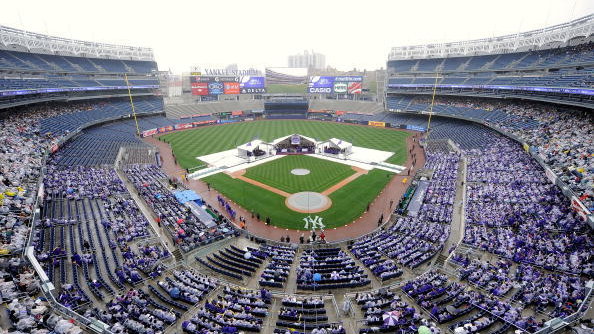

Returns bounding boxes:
[291,168,310,176]
[286,192,332,213]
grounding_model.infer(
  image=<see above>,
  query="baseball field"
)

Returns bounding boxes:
[160,120,410,230]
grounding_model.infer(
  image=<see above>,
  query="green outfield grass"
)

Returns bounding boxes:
[244,155,355,194]
[266,84,307,94]
[203,168,392,230]
[160,120,410,170]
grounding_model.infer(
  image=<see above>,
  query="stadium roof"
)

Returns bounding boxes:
[0,24,154,61]
[389,14,594,60]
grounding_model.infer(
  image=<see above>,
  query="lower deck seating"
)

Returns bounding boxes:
[197,245,264,281]
[297,248,370,290]
[258,244,296,288]
[182,286,272,333]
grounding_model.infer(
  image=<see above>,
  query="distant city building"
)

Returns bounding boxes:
[225,63,238,72]
[288,50,326,70]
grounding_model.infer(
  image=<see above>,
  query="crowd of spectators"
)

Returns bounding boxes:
[403,270,544,332]
[91,288,177,333]
[258,244,295,288]
[453,255,587,319]
[462,136,593,276]
[411,96,593,210]
[182,286,271,333]
[297,248,370,290]
[350,150,459,278]
[356,288,440,333]
[124,164,234,253]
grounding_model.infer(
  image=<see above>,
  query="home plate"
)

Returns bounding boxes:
[285,192,332,213]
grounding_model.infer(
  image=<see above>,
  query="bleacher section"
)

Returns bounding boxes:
[165,100,264,119]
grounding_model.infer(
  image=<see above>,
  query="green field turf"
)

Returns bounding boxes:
[160,120,410,170]
[203,168,392,230]
[244,155,355,194]
[266,84,307,94]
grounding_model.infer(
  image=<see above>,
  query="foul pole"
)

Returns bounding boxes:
[124,73,141,136]
[425,74,440,141]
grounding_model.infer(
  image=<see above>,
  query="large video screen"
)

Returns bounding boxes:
[308,76,363,94]
[191,76,266,95]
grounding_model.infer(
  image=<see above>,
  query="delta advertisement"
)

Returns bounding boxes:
[240,76,266,94]
[191,76,266,95]
[308,76,363,94]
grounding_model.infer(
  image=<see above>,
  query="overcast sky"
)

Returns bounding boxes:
[0,0,592,73]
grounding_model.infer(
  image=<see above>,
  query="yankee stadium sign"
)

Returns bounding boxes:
[201,68,262,76]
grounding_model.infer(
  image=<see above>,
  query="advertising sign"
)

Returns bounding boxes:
[174,123,193,130]
[208,82,224,95]
[335,76,363,82]
[405,125,426,132]
[240,76,266,94]
[348,82,362,94]
[191,76,239,83]
[309,76,335,88]
[224,82,240,94]
[191,82,208,95]
[308,86,332,93]
[333,82,348,93]
[193,120,217,126]
[158,126,174,133]
[368,121,386,127]
[240,76,265,88]
[142,128,158,137]
[308,76,364,94]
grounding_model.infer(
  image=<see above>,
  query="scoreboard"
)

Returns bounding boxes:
[191,76,266,95]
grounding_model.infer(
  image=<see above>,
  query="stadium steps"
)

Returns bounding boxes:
[33,54,61,71]
[172,248,184,262]
[86,58,105,72]
[433,254,448,268]
[62,57,85,72]
[506,53,531,69]
[480,55,500,70]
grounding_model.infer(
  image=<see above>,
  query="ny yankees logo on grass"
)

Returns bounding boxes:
[303,215,325,229]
